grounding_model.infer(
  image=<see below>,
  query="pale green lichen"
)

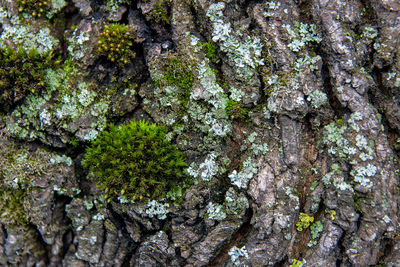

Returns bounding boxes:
[206,2,264,80]
[189,60,231,137]
[6,66,109,143]
[294,55,321,72]
[50,154,73,166]
[307,90,328,109]
[350,163,377,188]
[67,29,91,61]
[308,220,323,247]
[225,187,249,216]
[187,153,219,182]
[206,202,226,220]
[145,200,169,220]
[322,163,354,192]
[284,22,322,52]
[105,0,128,12]
[48,0,67,18]
[0,18,59,54]
[229,157,258,189]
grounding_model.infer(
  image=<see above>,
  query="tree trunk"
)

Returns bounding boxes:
[0,0,399,266]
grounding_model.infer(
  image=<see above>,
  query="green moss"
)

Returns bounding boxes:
[146,0,171,25]
[0,186,30,225]
[0,47,54,112]
[354,195,362,213]
[225,99,248,120]
[163,57,194,91]
[96,23,136,65]
[202,41,219,63]
[82,121,188,202]
[161,56,195,108]
[17,0,50,18]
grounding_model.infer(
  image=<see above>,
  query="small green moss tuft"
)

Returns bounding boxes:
[17,0,50,18]
[202,41,219,63]
[82,121,188,202]
[226,99,248,120]
[0,47,54,111]
[146,0,171,25]
[0,186,30,225]
[163,57,194,91]
[160,56,195,108]
[96,23,136,65]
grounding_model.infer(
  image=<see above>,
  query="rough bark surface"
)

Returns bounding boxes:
[0,0,399,266]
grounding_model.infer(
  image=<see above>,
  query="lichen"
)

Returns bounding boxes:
[296,212,314,232]
[225,187,249,217]
[283,22,322,52]
[206,2,264,80]
[308,220,323,247]
[187,153,219,182]
[146,200,169,220]
[0,19,59,54]
[228,246,249,266]
[206,202,226,221]
[307,90,328,109]
[67,29,91,62]
[229,157,258,189]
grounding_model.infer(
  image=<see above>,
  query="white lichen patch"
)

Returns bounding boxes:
[0,18,59,54]
[229,157,258,189]
[206,2,264,80]
[68,29,91,61]
[307,90,328,109]
[206,202,226,221]
[146,200,169,220]
[283,22,322,52]
[229,246,249,266]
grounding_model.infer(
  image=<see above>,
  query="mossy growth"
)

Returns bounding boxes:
[203,41,219,63]
[17,0,50,18]
[0,186,30,225]
[226,99,248,120]
[163,57,194,91]
[158,56,195,108]
[82,121,188,202]
[96,23,136,65]
[0,47,54,112]
[145,0,171,25]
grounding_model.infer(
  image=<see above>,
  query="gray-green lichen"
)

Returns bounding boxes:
[0,10,59,54]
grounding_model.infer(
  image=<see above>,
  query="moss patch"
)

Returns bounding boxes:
[83,121,188,202]
[96,23,136,65]
[0,47,54,112]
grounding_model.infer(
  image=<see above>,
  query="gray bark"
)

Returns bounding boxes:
[0,0,399,266]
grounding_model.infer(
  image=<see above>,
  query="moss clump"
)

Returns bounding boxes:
[83,121,188,202]
[159,56,195,108]
[146,0,171,24]
[0,47,53,111]
[163,57,194,91]
[203,41,219,63]
[96,23,136,65]
[226,99,248,120]
[17,0,50,18]
[0,187,30,225]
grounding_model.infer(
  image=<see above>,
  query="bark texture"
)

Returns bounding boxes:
[0,0,400,266]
